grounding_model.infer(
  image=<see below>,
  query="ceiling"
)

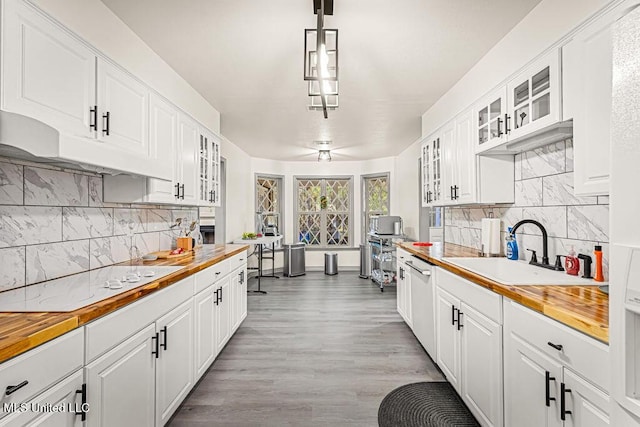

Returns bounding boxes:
[101,0,542,161]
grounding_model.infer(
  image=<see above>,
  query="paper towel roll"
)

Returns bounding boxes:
[481,218,502,255]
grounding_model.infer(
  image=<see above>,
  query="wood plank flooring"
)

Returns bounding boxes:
[169,272,444,426]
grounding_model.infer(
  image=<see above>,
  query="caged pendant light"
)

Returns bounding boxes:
[304,0,338,118]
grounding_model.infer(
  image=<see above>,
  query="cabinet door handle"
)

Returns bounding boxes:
[451,305,458,326]
[219,287,223,303]
[496,117,503,137]
[151,332,160,358]
[174,183,180,199]
[547,341,563,351]
[161,326,168,351]
[457,310,463,330]
[5,380,28,396]
[212,190,216,203]
[102,111,110,136]
[453,185,459,200]
[560,383,572,421]
[545,371,556,407]
[90,106,98,131]
[450,186,454,200]
[209,190,214,203]
[180,184,185,200]
[239,270,245,284]
[504,113,511,134]
[74,383,87,421]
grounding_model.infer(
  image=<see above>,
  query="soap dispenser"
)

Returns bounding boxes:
[506,227,519,260]
[565,246,579,276]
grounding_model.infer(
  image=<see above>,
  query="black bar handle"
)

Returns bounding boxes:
[451,305,457,326]
[505,113,511,134]
[151,332,159,358]
[240,270,245,284]
[161,326,168,351]
[450,186,454,200]
[90,106,98,131]
[213,190,216,203]
[457,310,463,330]
[454,185,459,200]
[545,371,556,407]
[215,288,220,305]
[180,184,185,200]
[561,383,572,421]
[102,111,110,136]
[74,383,87,421]
[548,341,563,351]
[5,380,28,396]
[175,183,180,199]
[497,117,503,137]
[219,286,223,303]
[209,190,214,203]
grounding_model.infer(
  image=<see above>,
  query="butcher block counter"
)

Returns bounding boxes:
[397,242,609,343]
[0,244,248,363]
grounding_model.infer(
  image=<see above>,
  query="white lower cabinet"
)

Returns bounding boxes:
[215,276,232,351]
[396,248,412,327]
[194,286,217,381]
[504,298,610,427]
[155,300,194,425]
[0,370,85,427]
[231,266,248,332]
[85,324,157,427]
[436,269,503,427]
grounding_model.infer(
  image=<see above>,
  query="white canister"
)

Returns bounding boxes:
[393,221,401,235]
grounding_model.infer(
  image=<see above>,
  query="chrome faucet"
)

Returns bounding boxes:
[509,219,564,271]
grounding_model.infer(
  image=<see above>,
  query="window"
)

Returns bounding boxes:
[296,177,353,247]
[362,173,390,241]
[255,175,283,235]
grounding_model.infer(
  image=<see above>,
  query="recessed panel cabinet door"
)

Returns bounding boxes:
[504,332,563,427]
[97,58,149,156]
[436,288,460,392]
[178,114,199,205]
[85,324,156,427]
[215,277,232,353]
[460,303,503,427]
[147,94,178,204]
[1,0,96,138]
[454,109,476,204]
[156,300,194,426]
[563,369,610,427]
[194,287,216,381]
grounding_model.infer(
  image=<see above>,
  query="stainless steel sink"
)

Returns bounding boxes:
[441,257,603,286]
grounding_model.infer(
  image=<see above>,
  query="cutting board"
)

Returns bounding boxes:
[150,250,193,260]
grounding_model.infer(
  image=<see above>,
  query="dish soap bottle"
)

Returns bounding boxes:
[506,227,519,260]
[593,245,605,282]
[565,246,580,276]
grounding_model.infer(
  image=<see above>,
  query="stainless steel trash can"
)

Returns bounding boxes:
[359,244,371,278]
[324,252,338,275]
[283,243,306,277]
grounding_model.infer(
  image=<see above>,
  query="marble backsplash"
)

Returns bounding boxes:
[444,139,611,279]
[0,158,198,292]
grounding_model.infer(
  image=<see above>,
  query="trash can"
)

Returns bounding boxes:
[359,244,371,279]
[324,252,338,275]
[283,242,306,277]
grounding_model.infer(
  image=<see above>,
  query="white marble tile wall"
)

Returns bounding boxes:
[0,158,198,291]
[444,139,611,279]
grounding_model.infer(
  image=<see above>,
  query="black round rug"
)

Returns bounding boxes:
[378,382,480,427]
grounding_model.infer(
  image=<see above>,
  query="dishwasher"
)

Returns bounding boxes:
[405,255,436,357]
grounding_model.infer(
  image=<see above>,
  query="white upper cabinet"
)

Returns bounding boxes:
[197,130,222,207]
[1,0,96,138]
[420,132,443,207]
[474,87,508,153]
[563,0,640,196]
[178,113,199,205]
[146,94,179,203]
[97,58,149,157]
[506,49,562,142]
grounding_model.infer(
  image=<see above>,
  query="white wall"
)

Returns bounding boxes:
[32,0,221,133]
[251,157,396,268]
[221,137,254,244]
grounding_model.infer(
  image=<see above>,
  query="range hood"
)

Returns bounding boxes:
[0,111,171,180]
[479,120,573,155]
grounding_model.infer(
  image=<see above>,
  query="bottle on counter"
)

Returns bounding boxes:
[594,245,605,282]
[506,227,519,260]
[565,246,580,276]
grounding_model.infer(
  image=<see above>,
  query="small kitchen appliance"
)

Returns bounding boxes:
[370,215,402,235]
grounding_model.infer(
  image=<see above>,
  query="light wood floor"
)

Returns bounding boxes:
[169,272,444,426]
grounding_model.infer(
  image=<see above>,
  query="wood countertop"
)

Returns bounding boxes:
[0,244,249,364]
[397,242,609,343]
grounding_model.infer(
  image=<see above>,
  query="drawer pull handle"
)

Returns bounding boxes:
[215,272,221,276]
[74,383,87,421]
[547,342,563,351]
[561,382,572,421]
[5,381,28,396]
[545,371,556,407]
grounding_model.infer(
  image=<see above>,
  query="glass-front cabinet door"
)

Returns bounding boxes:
[431,135,442,205]
[198,132,211,205]
[475,87,507,153]
[506,49,561,141]
[211,136,221,206]
[421,139,431,207]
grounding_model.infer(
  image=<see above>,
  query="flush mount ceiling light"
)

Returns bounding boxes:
[315,140,332,161]
[304,0,338,119]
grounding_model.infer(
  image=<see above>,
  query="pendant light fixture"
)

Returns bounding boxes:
[315,140,332,161]
[304,0,338,119]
